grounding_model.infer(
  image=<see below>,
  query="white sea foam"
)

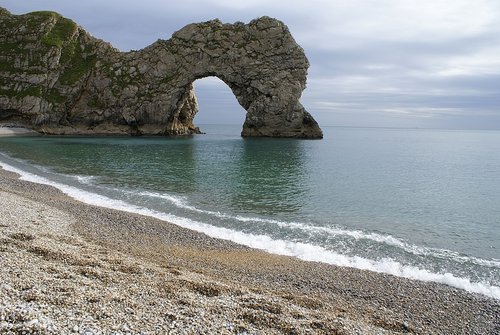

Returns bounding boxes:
[137,190,500,269]
[74,175,97,185]
[1,160,499,300]
[286,221,500,268]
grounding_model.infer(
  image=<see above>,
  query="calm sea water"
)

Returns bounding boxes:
[0,125,499,299]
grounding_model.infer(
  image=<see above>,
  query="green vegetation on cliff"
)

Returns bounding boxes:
[60,41,96,84]
[42,15,77,48]
[0,8,93,105]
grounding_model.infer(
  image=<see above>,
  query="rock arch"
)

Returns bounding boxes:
[154,17,322,138]
[0,9,323,138]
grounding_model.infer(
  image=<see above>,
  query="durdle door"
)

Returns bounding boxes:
[0,8,323,138]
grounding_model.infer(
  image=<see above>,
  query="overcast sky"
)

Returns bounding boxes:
[3,0,500,129]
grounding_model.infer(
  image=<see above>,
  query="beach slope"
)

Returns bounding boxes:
[0,168,498,334]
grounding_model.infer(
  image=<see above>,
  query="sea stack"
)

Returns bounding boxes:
[0,8,323,138]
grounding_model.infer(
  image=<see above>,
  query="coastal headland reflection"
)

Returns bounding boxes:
[0,134,308,218]
[228,138,307,216]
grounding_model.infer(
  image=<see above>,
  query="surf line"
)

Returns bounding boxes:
[0,159,499,300]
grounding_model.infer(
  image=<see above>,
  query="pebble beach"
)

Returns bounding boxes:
[0,167,499,334]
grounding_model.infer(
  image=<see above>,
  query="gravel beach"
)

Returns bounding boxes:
[0,167,498,334]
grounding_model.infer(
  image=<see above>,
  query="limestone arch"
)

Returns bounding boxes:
[0,9,322,138]
[159,17,323,138]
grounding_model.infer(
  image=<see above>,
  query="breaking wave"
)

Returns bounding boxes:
[1,159,498,300]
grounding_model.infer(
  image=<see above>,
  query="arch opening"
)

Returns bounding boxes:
[192,76,247,134]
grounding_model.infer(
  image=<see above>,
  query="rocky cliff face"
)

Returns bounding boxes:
[0,8,323,138]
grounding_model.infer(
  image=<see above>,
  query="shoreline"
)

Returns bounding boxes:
[0,167,498,334]
[1,155,498,300]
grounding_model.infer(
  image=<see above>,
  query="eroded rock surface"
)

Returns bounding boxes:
[0,8,323,138]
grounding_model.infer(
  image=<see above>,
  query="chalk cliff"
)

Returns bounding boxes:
[0,8,323,138]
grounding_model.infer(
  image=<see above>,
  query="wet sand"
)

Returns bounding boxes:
[0,167,498,334]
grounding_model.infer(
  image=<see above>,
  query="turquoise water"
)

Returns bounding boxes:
[0,125,499,298]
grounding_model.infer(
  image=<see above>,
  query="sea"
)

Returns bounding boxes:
[0,125,499,299]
